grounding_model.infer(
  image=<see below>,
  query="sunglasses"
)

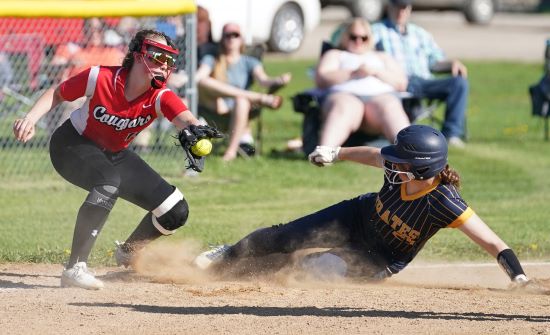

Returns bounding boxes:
[349,33,369,43]
[223,32,241,39]
[145,50,177,68]
[141,38,178,68]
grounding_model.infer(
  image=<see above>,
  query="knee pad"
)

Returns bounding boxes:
[85,185,119,210]
[151,188,189,235]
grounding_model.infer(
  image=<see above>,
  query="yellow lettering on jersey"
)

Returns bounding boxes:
[392,223,412,240]
[390,216,403,230]
[380,210,390,224]
[406,229,421,245]
[375,197,383,214]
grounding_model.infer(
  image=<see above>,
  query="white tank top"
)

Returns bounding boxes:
[330,51,395,96]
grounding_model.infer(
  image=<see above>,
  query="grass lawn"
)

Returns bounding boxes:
[0,59,549,265]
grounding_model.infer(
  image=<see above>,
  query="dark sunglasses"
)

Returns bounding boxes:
[223,32,241,39]
[349,33,369,43]
[145,50,177,68]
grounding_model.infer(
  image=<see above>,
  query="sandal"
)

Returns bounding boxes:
[259,94,283,110]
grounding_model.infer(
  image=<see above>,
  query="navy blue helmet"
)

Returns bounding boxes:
[381,125,448,180]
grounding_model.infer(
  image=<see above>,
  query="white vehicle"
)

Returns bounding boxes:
[196,0,321,53]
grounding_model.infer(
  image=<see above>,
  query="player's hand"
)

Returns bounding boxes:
[308,145,341,167]
[13,117,36,143]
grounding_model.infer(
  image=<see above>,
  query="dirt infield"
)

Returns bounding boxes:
[2,244,550,335]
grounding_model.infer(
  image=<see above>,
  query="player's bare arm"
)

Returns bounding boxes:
[457,214,509,257]
[308,145,383,168]
[171,109,203,130]
[13,87,66,142]
[458,214,533,285]
[338,146,384,168]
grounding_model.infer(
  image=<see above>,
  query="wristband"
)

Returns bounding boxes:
[497,249,525,281]
[334,146,341,161]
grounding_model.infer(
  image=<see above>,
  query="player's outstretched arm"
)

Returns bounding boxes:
[171,108,204,130]
[13,87,64,143]
[309,145,383,168]
[458,214,529,283]
[338,146,384,168]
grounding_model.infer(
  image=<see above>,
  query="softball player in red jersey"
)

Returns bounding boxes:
[195,125,537,290]
[13,29,204,290]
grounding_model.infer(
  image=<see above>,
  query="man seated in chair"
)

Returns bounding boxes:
[371,0,469,147]
[196,23,291,161]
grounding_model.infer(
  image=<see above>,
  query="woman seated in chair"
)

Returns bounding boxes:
[196,23,291,161]
[315,18,410,147]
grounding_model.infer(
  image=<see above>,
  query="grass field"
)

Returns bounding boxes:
[0,59,549,266]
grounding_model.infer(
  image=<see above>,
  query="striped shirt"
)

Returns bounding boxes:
[371,19,445,79]
[370,170,474,267]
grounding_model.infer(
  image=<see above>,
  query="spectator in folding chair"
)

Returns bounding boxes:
[315,17,410,149]
[196,23,291,161]
[371,0,469,147]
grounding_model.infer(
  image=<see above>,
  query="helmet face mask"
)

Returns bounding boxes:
[384,162,416,184]
[381,125,448,183]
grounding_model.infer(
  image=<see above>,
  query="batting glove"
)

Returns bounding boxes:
[308,145,341,167]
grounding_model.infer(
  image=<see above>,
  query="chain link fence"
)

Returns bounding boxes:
[0,15,197,180]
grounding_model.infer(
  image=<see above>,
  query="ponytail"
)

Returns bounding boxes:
[438,164,461,189]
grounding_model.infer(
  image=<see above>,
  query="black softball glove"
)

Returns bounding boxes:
[177,125,223,173]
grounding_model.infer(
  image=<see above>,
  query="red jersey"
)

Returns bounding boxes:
[59,66,188,152]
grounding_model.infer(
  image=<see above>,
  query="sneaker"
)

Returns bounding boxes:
[193,245,231,270]
[61,262,104,290]
[114,240,133,268]
[447,136,466,148]
[238,143,256,157]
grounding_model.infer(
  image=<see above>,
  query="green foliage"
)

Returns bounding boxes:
[1,60,549,265]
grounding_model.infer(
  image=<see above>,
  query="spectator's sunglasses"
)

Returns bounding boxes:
[348,33,369,43]
[141,39,179,68]
[223,32,241,39]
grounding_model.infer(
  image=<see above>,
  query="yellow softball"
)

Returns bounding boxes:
[191,138,213,156]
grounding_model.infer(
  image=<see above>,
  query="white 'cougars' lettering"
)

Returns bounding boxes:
[93,106,151,131]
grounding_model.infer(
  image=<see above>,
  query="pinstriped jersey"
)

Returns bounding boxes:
[58,66,188,152]
[371,177,474,265]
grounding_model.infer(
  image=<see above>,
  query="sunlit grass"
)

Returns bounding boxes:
[1,60,549,265]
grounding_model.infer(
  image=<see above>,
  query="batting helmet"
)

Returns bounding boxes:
[381,125,448,180]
